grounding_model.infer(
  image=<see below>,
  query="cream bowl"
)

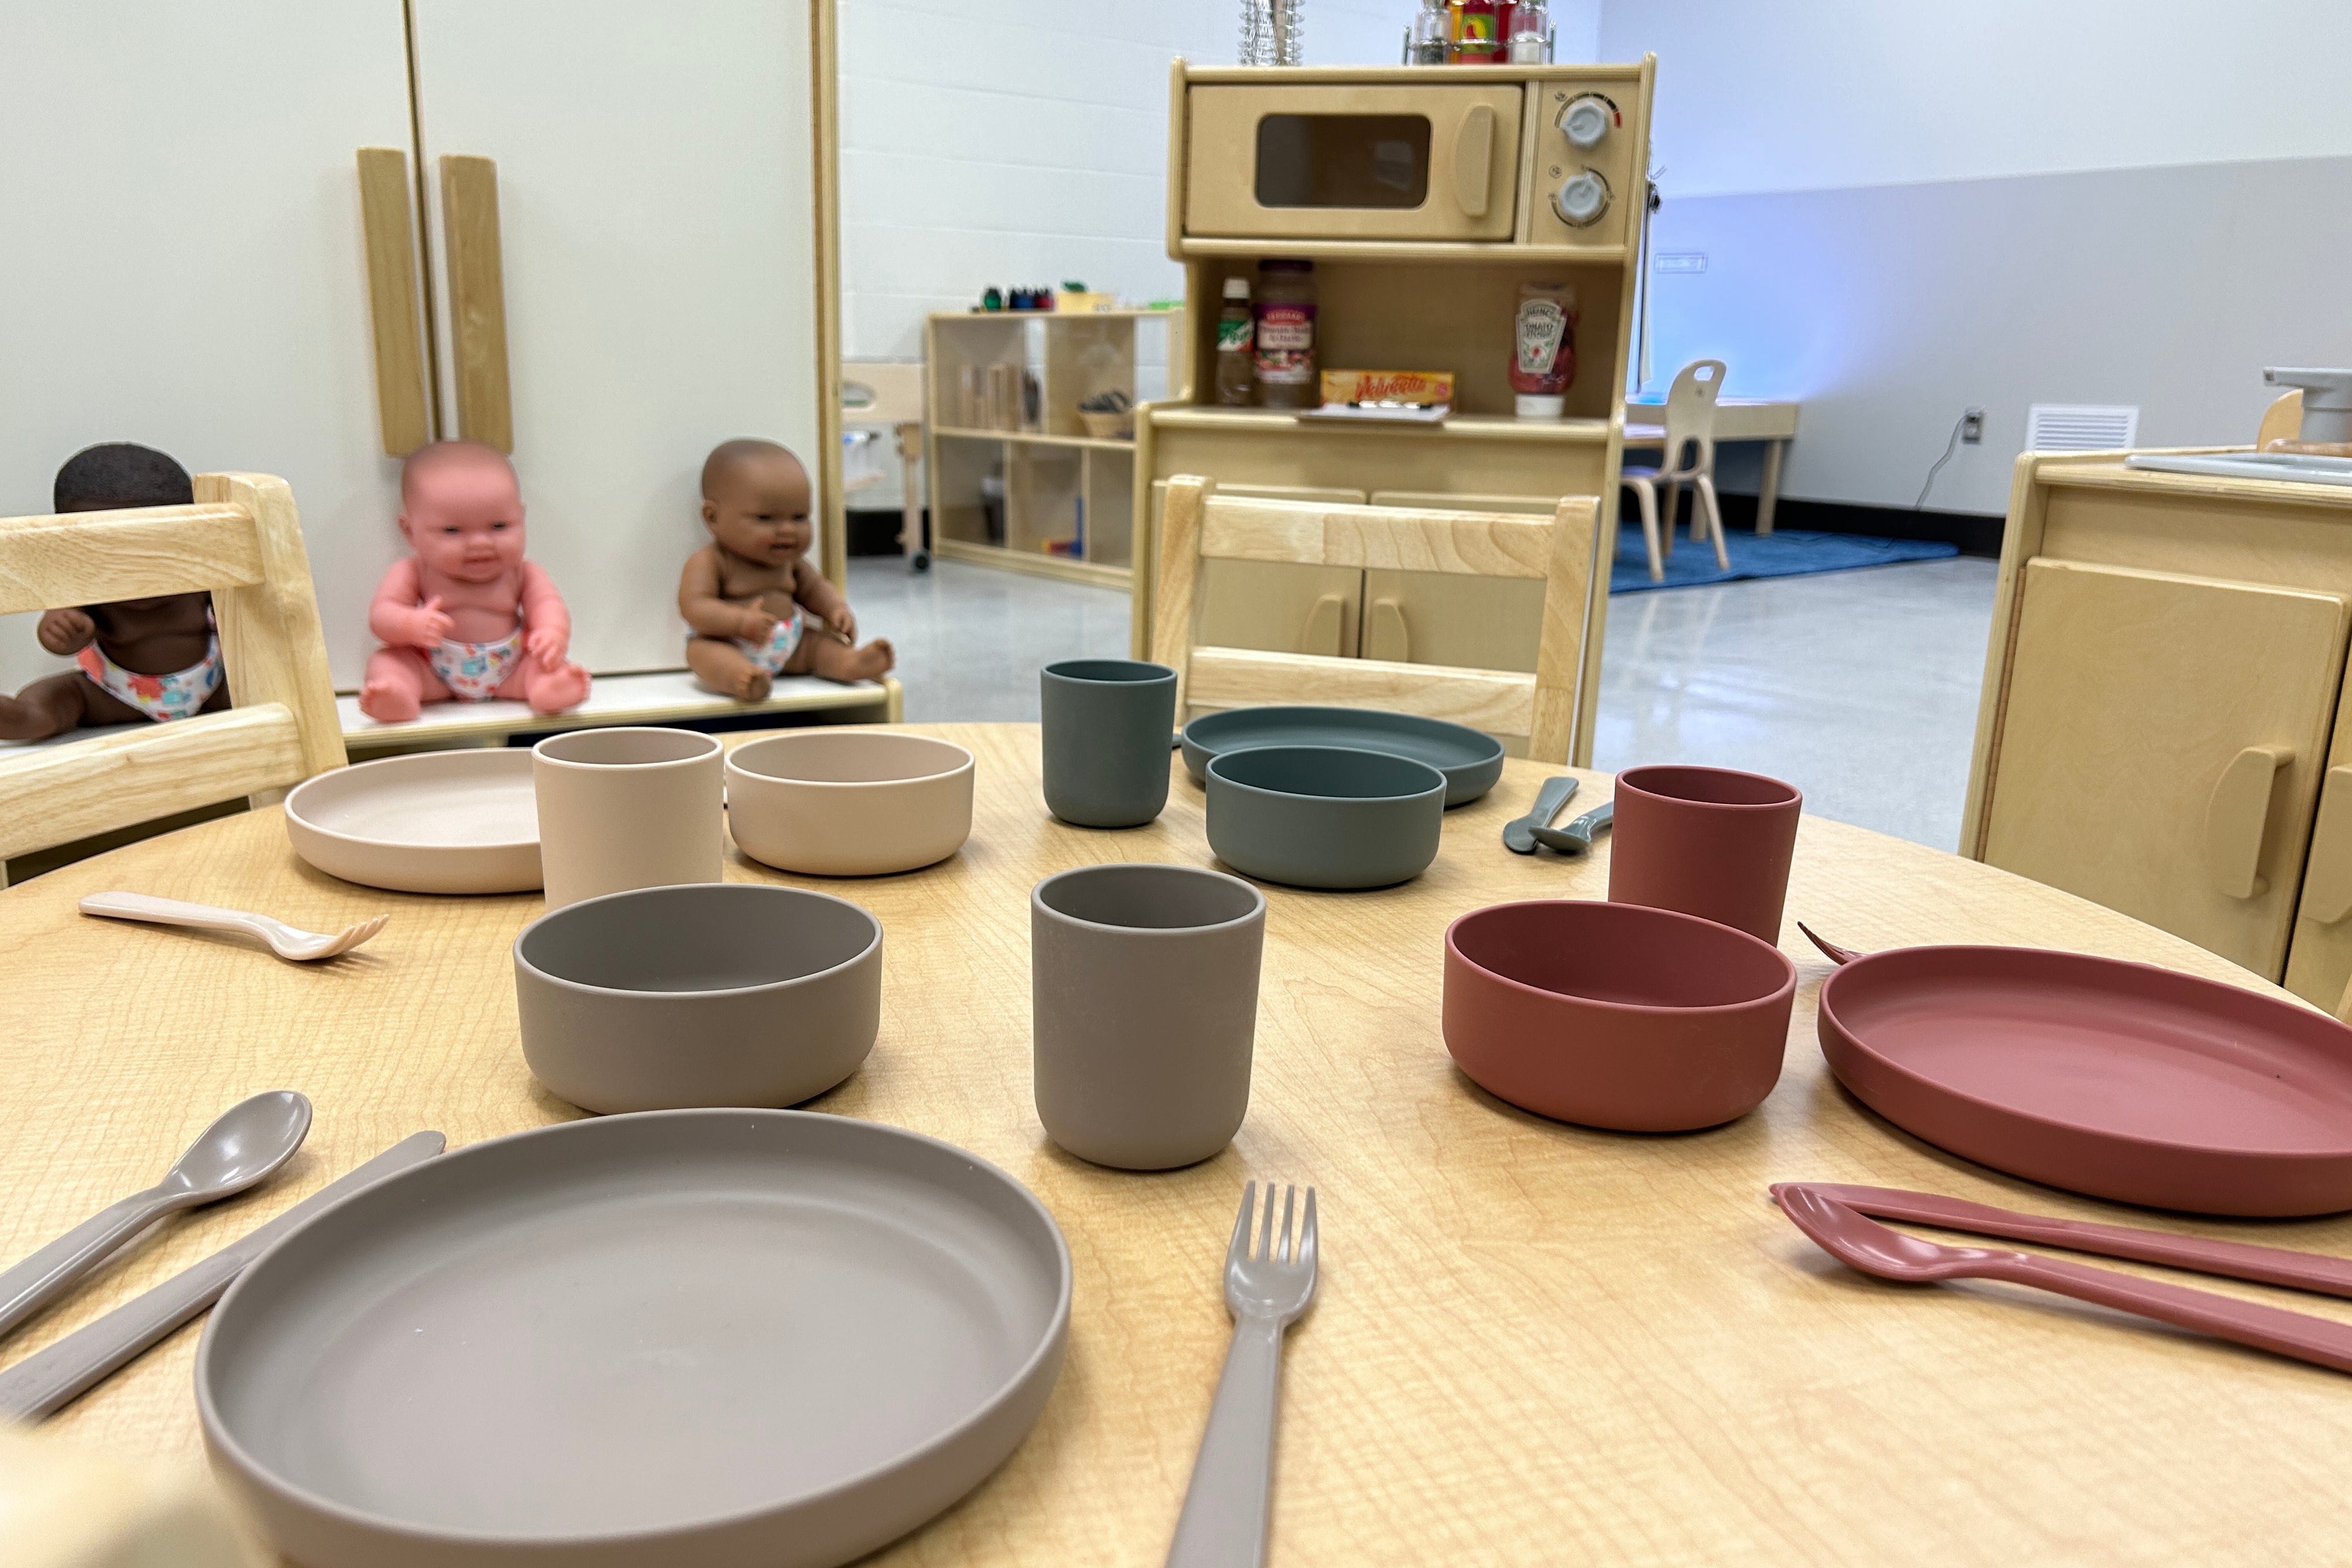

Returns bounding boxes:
[514,883,883,1114]
[726,730,975,877]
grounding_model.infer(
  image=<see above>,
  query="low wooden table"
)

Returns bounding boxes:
[1,724,2345,1563]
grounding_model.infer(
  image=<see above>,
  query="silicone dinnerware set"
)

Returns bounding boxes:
[20,687,2352,1566]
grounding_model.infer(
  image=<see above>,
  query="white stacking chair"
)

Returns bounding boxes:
[1622,359,1728,581]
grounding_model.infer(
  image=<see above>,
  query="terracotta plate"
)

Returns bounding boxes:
[285,748,540,894]
[198,1110,1070,1568]
[1818,945,2352,1216]
[1180,706,1504,807]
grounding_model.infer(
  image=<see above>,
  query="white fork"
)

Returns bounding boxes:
[1167,1181,1320,1568]
[79,892,387,963]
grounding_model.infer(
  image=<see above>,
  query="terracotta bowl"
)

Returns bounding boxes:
[726,730,974,877]
[1443,900,1797,1132]
[514,883,882,1114]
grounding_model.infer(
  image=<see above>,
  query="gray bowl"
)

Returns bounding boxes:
[515,883,882,1113]
[1181,706,1505,807]
[1205,746,1447,890]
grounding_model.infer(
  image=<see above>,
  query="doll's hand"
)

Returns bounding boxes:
[407,596,455,649]
[526,625,568,669]
[822,605,856,643]
[36,608,96,656]
[737,607,779,643]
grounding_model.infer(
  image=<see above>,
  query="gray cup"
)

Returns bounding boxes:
[1031,863,1265,1170]
[1040,659,1178,828]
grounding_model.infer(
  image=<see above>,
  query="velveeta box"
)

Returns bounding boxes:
[1319,370,1455,407]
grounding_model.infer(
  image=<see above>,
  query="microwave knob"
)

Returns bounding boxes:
[1553,169,1611,226]
[1559,94,1614,150]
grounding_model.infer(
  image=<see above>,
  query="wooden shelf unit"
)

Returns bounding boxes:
[922,309,1183,588]
[1133,59,1656,765]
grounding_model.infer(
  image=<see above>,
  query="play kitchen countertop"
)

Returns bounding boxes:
[0,724,2346,1563]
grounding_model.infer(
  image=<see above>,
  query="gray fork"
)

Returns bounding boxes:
[1166,1181,1320,1568]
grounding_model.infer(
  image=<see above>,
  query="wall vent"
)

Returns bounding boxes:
[2026,403,2139,452]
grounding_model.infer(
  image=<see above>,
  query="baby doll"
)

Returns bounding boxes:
[358,440,591,723]
[678,439,893,702]
[0,443,227,741]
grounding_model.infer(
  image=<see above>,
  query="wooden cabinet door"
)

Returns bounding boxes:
[1185,85,1522,242]
[408,0,826,675]
[1980,559,2347,979]
[0,1,418,690]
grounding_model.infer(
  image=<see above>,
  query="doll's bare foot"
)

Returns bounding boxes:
[357,676,421,723]
[0,677,86,741]
[524,662,592,716]
[730,665,773,703]
[686,637,772,702]
[831,637,894,682]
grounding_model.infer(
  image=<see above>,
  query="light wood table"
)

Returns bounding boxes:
[1626,396,1800,534]
[2,724,2348,1564]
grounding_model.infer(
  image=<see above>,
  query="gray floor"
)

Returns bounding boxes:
[846,551,2001,850]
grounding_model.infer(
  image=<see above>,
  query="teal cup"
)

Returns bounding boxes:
[1040,659,1179,828]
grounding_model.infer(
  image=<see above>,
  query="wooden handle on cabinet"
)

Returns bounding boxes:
[2204,745,2294,899]
[439,153,513,453]
[1301,593,1345,657]
[1452,105,1494,219]
[2301,765,2352,924]
[355,148,432,456]
[1364,597,1408,663]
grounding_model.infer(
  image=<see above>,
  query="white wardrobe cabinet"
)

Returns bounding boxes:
[2,0,835,691]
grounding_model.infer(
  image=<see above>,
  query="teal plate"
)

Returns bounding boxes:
[1180,706,1504,808]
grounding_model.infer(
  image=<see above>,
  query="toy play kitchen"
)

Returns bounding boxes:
[1133,58,1655,766]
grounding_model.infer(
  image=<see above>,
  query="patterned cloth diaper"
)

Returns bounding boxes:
[429,628,525,701]
[734,608,804,677]
[76,626,224,723]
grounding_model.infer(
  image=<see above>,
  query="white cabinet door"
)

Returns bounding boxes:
[408,0,827,676]
[0,1,418,691]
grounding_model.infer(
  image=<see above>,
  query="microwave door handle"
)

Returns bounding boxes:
[1451,103,1495,219]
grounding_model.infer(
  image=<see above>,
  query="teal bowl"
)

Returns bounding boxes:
[1205,746,1447,890]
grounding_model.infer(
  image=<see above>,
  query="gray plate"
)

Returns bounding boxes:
[1180,706,1504,808]
[198,1111,1070,1568]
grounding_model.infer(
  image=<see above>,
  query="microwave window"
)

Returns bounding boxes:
[1254,114,1431,209]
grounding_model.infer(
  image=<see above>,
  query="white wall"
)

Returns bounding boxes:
[839,0,1404,369]
[1598,1,2352,514]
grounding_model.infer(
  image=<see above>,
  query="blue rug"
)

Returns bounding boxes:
[1610,525,1958,594]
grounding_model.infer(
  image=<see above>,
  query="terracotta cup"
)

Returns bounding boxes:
[1444,899,1798,1132]
[1031,863,1265,1170]
[531,727,723,910]
[1039,660,1178,828]
[1606,764,1803,943]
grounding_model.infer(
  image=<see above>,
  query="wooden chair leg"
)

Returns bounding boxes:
[1626,478,1664,581]
[1695,474,1730,570]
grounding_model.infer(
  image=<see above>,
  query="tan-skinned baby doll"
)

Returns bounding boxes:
[678,439,893,702]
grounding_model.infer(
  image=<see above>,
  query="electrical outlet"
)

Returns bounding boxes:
[1962,407,1986,444]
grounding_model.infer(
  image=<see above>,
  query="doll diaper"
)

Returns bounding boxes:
[430,629,525,701]
[76,630,224,723]
[735,609,804,677]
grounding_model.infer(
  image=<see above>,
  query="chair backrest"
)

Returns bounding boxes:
[0,472,345,864]
[1151,476,1600,761]
[1659,358,1727,479]
[2259,388,2304,450]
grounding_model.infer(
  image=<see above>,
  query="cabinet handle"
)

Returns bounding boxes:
[1452,105,1494,219]
[355,148,432,456]
[2204,745,2294,899]
[439,153,514,453]
[2302,765,2352,923]
[1365,597,1409,662]
[1300,593,1345,657]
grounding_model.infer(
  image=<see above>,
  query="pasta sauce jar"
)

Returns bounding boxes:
[1251,260,1317,409]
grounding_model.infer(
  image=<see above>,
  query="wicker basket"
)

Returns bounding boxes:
[1079,410,1135,440]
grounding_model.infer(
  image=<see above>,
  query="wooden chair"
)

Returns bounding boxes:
[2259,388,2304,450]
[0,473,345,879]
[1622,359,1728,581]
[1152,477,1600,762]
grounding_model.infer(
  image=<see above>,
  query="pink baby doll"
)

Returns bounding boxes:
[358,441,591,723]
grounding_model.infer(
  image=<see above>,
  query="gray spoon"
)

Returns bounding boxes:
[1502,775,1579,855]
[1532,801,1614,856]
[0,1091,312,1342]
